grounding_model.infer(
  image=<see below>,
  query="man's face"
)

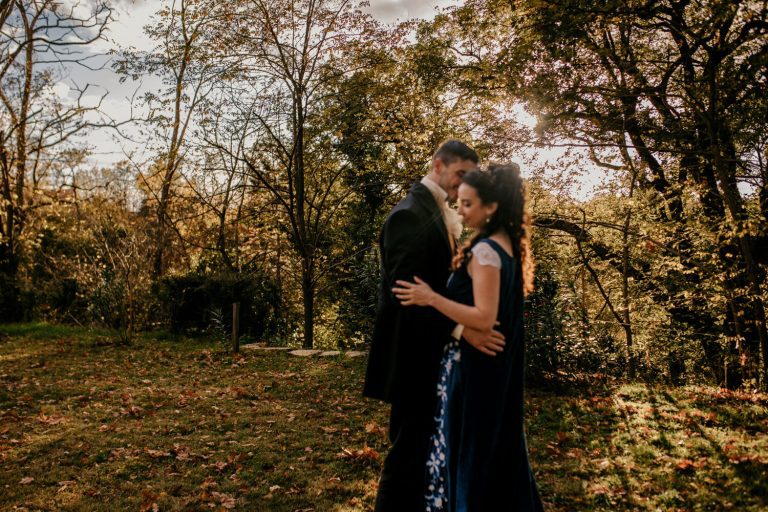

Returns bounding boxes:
[435,158,479,202]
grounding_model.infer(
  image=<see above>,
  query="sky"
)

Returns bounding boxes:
[55,0,464,164]
[49,0,602,199]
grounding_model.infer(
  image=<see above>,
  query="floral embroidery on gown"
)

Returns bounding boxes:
[425,339,461,511]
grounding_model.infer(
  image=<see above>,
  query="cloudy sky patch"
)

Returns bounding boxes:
[363,0,458,23]
[60,0,462,167]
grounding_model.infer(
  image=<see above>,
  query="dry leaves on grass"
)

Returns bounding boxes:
[263,484,281,500]
[120,405,144,418]
[338,444,380,463]
[139,490,161,512]
[37,412,66,425]
[211,491,236,509]
[365,421,387,437]
[588,482,612,495]
[675,458,707,472]
[144,448,171,459]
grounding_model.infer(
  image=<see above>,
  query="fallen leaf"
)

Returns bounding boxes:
[37,413,66,425]
[145,448,171,459]
[211,491,236,508]
[337,444,380,463]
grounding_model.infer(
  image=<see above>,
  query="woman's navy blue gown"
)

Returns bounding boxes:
[425,239,543,511]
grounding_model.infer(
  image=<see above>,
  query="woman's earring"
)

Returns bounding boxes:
[486,217,490,224]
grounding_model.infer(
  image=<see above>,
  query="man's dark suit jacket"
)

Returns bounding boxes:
[364,182,456,406]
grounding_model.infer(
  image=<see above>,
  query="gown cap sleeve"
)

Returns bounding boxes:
[471,241,502,269]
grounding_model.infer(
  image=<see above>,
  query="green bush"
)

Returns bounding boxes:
[525,268,627,383]
[156,269,283,343]
[0,273,22,322]
[525,268,567,381]
[331,247,380,348]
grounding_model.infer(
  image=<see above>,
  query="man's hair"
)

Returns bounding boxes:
[432,139,479,165]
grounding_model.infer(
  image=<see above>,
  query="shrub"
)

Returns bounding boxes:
[525,268,568,382]
[156,269,283,343]
[0,273,22,322]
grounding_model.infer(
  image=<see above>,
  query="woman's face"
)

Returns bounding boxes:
[457,183,497,230]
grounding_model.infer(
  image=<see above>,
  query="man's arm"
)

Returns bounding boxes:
[463,325,506,357]
[381,209,426,293]
[382,209,456,335]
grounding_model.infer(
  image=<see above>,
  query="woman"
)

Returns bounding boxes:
[392,163,543,512]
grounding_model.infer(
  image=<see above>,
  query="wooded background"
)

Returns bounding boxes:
[1,0,766,390]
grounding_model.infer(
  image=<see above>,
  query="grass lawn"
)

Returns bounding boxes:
[1,323,767,511]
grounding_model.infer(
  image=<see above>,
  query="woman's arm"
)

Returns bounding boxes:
[392,255,500,332]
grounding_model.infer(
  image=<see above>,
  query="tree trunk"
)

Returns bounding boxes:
[0,245,20,321]
[621,230,635,379]
[302,273,314,349]
[153,199,168,278]
[151,2,194,279]
[0,14,34,321]
[622,160,637,380]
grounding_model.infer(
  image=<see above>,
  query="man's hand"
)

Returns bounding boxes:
[463,323,505,356]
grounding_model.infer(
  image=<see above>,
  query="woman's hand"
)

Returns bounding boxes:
[392,276,436,306]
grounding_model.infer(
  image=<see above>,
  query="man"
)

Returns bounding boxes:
[364,140,505,511]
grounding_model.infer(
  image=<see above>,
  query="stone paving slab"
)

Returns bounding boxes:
[240,346,367,358]
[241,345,292,351]
[289,349,323,357]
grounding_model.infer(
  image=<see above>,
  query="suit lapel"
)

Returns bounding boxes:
[411,183,453,256]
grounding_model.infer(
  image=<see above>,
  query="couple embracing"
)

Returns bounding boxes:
[364,140,544,512]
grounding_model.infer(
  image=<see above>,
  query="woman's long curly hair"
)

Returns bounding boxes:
[451,163,535,296]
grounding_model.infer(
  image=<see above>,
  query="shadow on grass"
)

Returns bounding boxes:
[0,322,109,339]
[661,389,768,506]
[531,381,768,511]
[527,381,630,511]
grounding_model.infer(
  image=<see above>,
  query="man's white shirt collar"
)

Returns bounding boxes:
[420,176,463,241]
[421,176,448,206]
